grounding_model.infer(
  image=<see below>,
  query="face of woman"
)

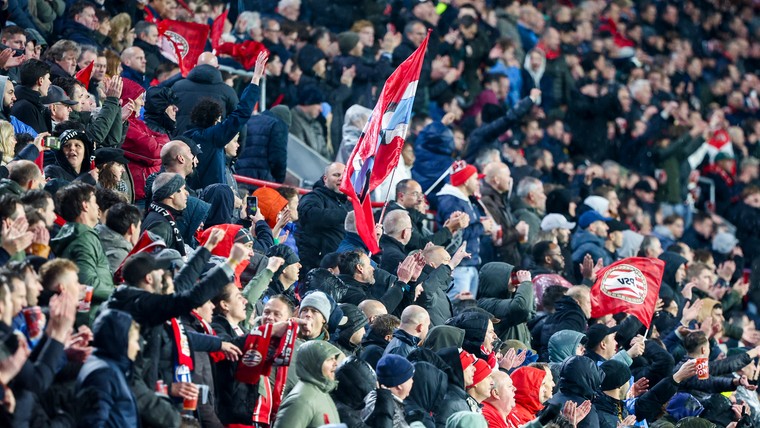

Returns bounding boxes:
[63,139,85,171]
[108,162,125,178]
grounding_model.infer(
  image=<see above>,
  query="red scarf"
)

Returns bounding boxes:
[191,311,225,363]
[170,318,193,370]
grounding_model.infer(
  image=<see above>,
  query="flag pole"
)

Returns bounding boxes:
[424,166,453,196]
[378,165,399,225]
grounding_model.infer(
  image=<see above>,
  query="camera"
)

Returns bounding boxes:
[43,136,60,150]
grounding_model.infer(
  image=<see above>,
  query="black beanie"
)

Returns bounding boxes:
[600,360,631,391]
[266,244,300,278]
[337,303,367,341]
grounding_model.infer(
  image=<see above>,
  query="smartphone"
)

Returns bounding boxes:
[247,196,258,217]
[43,136,60,150]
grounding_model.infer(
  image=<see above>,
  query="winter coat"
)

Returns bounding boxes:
[95,224,133,274]
[133,39,171,82]
[69,96,125,149]
[412,122,456,193]
[379,234,408,275]
[405,362,448,428]
[121,117,168,201]
[359,326,390,369]
[63,21,107,50]
[654,134,705,204]
[435,347,479,427]
[11,85,51,133]
[362,389,407,428]
[75,309,139,428]
[290,106,329,159]
[141,203,186,255]
[417,264,453,326]
[537,296,588,361]
[295,180,351,271]
[511,197,542,247]
[480,182,524,266]
[172,65,239,134]
[339,273,406,316]
[332,356,377,428]
[50,222,114,316]
[445,311,491,361]
[274,341,343,428]
[237,111,289,183]
[423,325,465,352]
[477,262,534,343]
[381,201,453,252]
[383,329,420,358]
[507,366,546,426]
[571,229,613,267]
[436,184,484,267]
[546,356,603,428]
[121,66,148,89]
[28,0,65,38]
[186,83,259,190]
[43,139,97,185]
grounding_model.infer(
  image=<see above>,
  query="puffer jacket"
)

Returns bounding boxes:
[50,222,114,318]
[237,111,289,183]
[332,356,377,428]
[186,83,259,190]
[546,356,603,428]
[435,184,484,267]
[477,262,534,343]
[295,179,351,272]
[172,64,239,134]
[411,121,456,193]
[75,309,139,428]
[508,366,546,426]
[274,341,343,428]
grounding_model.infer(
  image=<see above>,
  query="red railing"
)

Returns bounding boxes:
[234,174,386,207]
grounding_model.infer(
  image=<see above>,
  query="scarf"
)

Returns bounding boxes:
[149,202,186,255]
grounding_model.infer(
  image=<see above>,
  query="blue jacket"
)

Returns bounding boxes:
[571,229,613,266]
[76,309,139,428]
[237,110,288,183]
[186,83,259,190]
[121,65,148,89]
[411,121,455,193]
[435,184,483,267]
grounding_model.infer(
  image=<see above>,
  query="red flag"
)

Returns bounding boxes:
[215,40,268,70]
[211,8,228,50]
[76,61,94,90]
[338,30,430,254]
[157,20,210,77]
[590,257,665,328]
[113,231,167,284]
[144,7,158,24]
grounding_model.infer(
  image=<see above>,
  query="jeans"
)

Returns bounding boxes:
[448,266,480,300]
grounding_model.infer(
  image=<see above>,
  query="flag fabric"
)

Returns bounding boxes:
[590,257,665,328]
[75,61,93,90]
[215,40,269,70]
[339,31,430,254]
[211,8,228,50]
[157,20,210,77]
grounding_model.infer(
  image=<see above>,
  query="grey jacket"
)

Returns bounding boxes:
[95,224,133,274]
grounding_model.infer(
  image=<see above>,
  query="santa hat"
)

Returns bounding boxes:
[450,160,483,187]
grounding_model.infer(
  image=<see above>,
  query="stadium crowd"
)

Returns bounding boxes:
[0,0,759,427]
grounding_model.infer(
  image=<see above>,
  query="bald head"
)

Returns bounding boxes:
[485,370,516,415]
[484,162,512,193]
[323,162,345,193]
[400,305,429,326]
[358,300,387,323]
[422,245,451,268]
[567,286,591,318]
[121,47,146,73]
[197,52,219,68]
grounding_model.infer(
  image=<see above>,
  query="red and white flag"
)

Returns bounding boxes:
[339,31,430,254]
[590,257,665,328]
[157,20,210,77]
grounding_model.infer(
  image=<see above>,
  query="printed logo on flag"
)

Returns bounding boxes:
[600,264,648,304]
[163,31,190,58]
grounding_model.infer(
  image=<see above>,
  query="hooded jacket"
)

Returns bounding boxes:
[186,83,259,190]
[0,76,38,136]
[423,325,465,352]
[412,121,456,193]
[538,296,588,361]
[436,184,484,267]
[446,311,490,361]
[548,329,587,383]
[50,222,114,319]
[546,356,603,428]
[274,341,342,428]
[43,133,97,185]
[143,86,178,137]
[172,65,240,134]
[75,309,138,428]
[658,252,687,307]
[571,229,613,266]
[508,366,547,426]
[477,262,534,343]
[405,361,448,428]
[295,179,351,271]
[237,110,289,183]
[436,347,479,427]
[332,356,377,427]
[417,264,454,326]
[200,183,235,228]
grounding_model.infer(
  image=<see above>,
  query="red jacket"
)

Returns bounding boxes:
[508,367,547,427]
[482,400,513,428]
[122,118,169,201]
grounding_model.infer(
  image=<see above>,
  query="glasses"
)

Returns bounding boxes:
[405,191,422,198]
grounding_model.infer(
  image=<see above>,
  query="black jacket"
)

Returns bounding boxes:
[538,296,588,361]
[332,356,383,428]
[10,85,51,133]
[43,140,98,185]
[141,203,186,255]
[405,361,448,428]
[133,39,172,82]
[380,201,452,252]
[383,328,420,358]
[339,273,406,315]
[417,264,453,326]
[435,347,477,427]
[546,356,603,428]
[360,325,390,369]
[295,180,351,271]
[171,64,239,134]
[237,111,289,183]
[379,235,408,274]
[477,262,534,342]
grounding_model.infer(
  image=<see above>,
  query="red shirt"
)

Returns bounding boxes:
[482,401,515,428]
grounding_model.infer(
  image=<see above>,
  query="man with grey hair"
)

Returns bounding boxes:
[133,21,171,81]
[276,0,301,23]
[379,210,413,273]
[141,172,190,255]
[512,176,545,245]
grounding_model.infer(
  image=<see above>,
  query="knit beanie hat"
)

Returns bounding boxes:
[338,31,360,55]
[253,187,289,228]
[299,291,331,321]
[467,358,492,389]
[268,105,292,127]
[376,354,415,387]
[600,360,631,391]
[152,173,185,202]
[336,303,367,340]
[450,160,482,187]
[459,349,477,371]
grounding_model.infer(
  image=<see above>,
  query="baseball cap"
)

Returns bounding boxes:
[541,213,576,231]
[578,211,612,229]
[585,323,619,350]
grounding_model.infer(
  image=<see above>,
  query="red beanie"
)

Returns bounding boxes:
[459,349,477,371]
[450,160,482,187]
[467,358,492,389]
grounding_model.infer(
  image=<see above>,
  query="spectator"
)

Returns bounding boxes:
[384,305,429,358]
[132,21,170,82]
[537,286,591,361]
[142,172,189,255]
[360,313,400,369]
[0,160,44,196]
[96,202,141,273]
[63,2,105,49]
[481,162,529,265]
[512,177,546,246]
[44,122,96,184]
[571,211,613,268]
[42,40,80,80]
[0,76,38,136]
[290,85,329,159]
[237,104,290,183]
[477,266,534,343]
[11,59,52,134]
[120,47,148,89]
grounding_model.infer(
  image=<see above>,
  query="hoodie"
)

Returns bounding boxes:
[332,356,377,427]
[436,347,479,426]
[423,325,465,352]
[446,311,490,361]
[274,341,342,428]
[571,229,613,266]
[658,252,687,307]
[200,183,235,228]
[76,309,138,428]
[477,262,534,343]
[508,366,547,426]
[405,361,448,428]
[546,356,604,428]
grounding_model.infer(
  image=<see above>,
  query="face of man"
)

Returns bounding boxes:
[394,377,414,400]
[496,166,513,193]
[93,56,108,81]
[127,322,140,361]
[538,370,554,403]
[299,306,325,339]
[600,333,617,359]
[590,220,609,238]
[323,164,345,193]
[463,174,480,197]
[39,73,51,96]
[22,267,42,307]
[530,188,547,212]
[124,49,147,74]
[71,85,88,112]
[10,277,26,316]
[40,197,56,227]
[57,50,78,75]
[546,243,565,272]
[280,262,301,285]
[171,185,189,211]
[75,6,99,31]
[2,33,26,50]
[262,298,290,325]
[669,219,685,239]
[483,320,496,353]
[358,254,375,285]
[78,50,97,73]
[195,300,214,322]
[463,362,476,387]
[407,23,427,47]
[322,354,338,381]
[140,25,160,45]
[398,181,423,209]
[3,81,15,110]
[609,230,623,248]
